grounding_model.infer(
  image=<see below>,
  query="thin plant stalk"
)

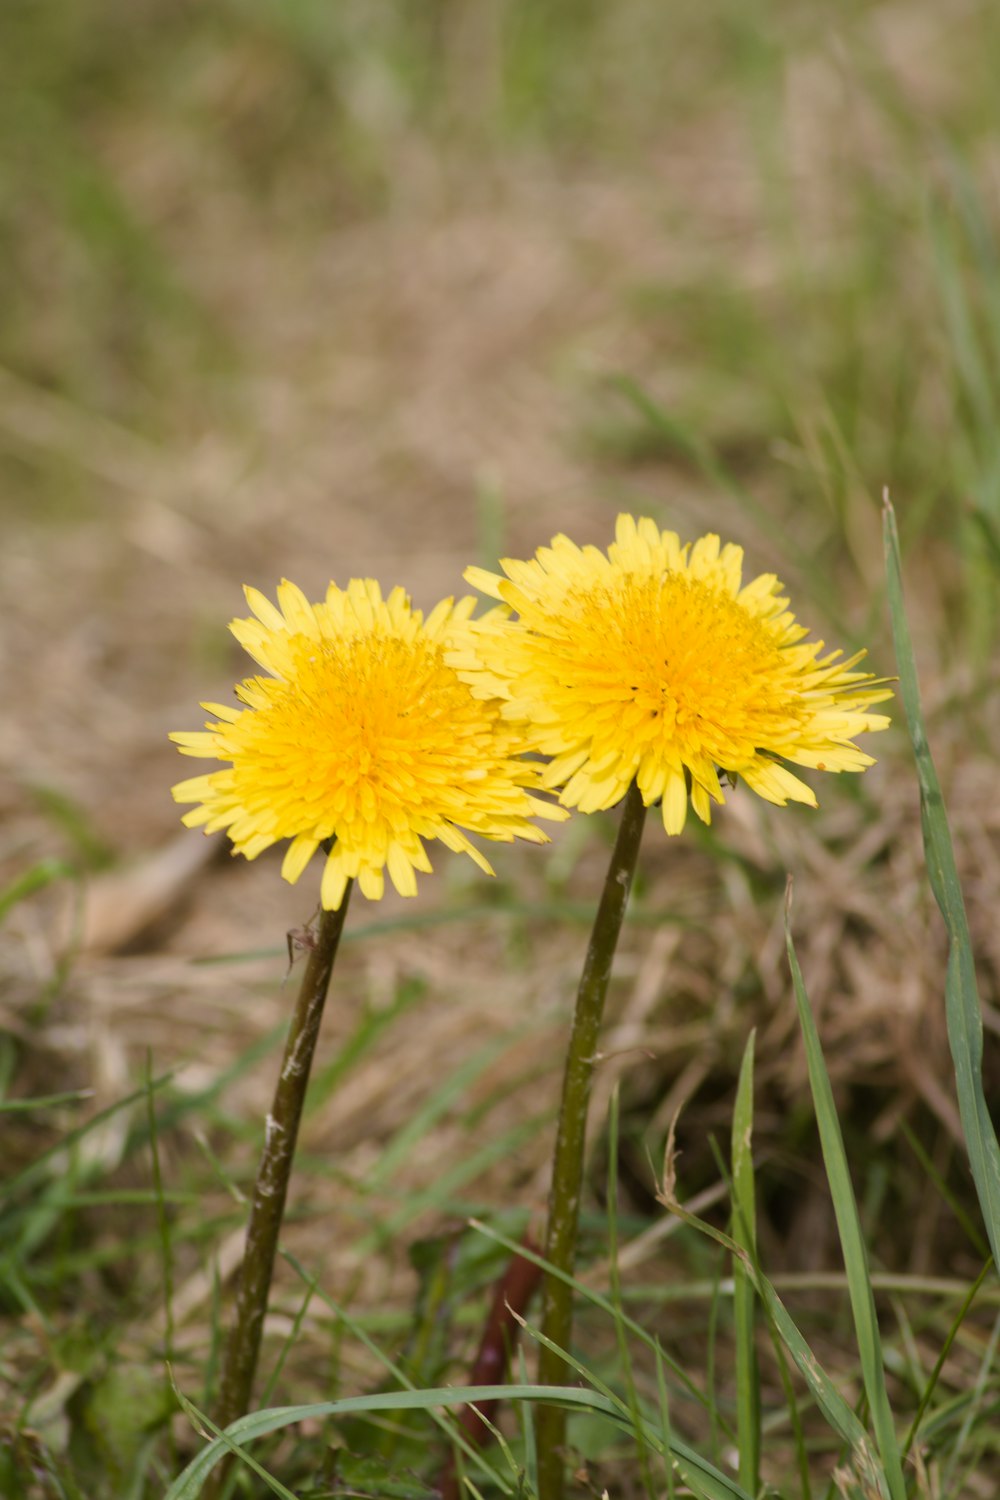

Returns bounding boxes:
[536,779,647,1500]
[214,883,353,1440]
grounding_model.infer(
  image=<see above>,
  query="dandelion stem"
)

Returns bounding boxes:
[536,779,647,1500]
[212,885,353,1451]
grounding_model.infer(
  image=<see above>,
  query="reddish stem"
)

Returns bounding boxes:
[439,1236,543,1500]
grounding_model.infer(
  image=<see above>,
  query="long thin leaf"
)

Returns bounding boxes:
[171,1386,300,1500]
[903,1257,993,1457]
[0,858,75,925]
[467,1217,716,1418]
[784,900,905,1500]
[514,1310,752,1500]
[941,1305,1000,1493]
[883,495,1000,1265]
[0,1089,93,1114]
[0,1074,174,1204]
[165,1384,714,1500]
[653,1178,875,1463]
[654,1339,677,1500]
[606,1087,655,1499]
[280,1253,517,1495]
[731,1029,761,1495]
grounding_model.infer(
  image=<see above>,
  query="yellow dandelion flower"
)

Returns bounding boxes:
[460,514,893,834]
[171,578,566,909]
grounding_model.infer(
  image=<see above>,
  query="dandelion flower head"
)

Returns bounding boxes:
[460,514,892,834]
[171,579,566,909]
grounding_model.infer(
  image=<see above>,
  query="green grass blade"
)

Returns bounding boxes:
[516,1346,538,1495]
[765,1320,812,1500]
[291,1239,749,1500]
[358,1111,550,1251]
[899,1119,989,1259]
[196,898,694,968]
[0,1074,173,1205]
[654,1339,676,1500]
[656,1156,876,1465]
[731,1029,761,1495]
[606,1087,656,1500]
[170,1387,300,1500]
[258,1270,318,1409]
[366,1032,523,1190]
[942,1306,1000,1493]
[166,1385,649,1500]
[281,1253,518,1494]
[0,1089,93,1113]
[784,898,905,1500]
[706,1250,723,1467]
[0,858,75,925]
[516,1310,756,1500]
[145,1052,178,1471]
[903,1257,993,1457]
[467,1217,719,1419]
[608,375,840,620]
[883,495,1000,1265]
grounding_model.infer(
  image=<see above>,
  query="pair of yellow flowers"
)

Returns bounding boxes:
[171,514,892,910]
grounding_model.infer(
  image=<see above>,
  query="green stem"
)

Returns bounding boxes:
[536,780,647,1500]
[212,885,353,1448]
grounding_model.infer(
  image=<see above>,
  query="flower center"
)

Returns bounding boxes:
[549,571,800,765]
[230,631,466,835]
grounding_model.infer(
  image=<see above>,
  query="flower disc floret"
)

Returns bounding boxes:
[171,579,565,908]
[460,514,892,834]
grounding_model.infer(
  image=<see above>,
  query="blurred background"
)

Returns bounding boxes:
[5,0,1000,824]
[3,0,1000,1490]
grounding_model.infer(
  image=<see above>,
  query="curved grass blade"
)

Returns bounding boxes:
[280,1253,519,1495]
[883,495,1000,1266]
[513,1309,753,1500]
[170,1386,301,1500]
[653,1163,876,1467]
[467,1216,719,1420]
[785,894,905,1500]
[166,1384,664,1500]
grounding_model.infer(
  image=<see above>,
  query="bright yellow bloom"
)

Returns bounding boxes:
[171,579,566,909]
[459,514,893,834]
